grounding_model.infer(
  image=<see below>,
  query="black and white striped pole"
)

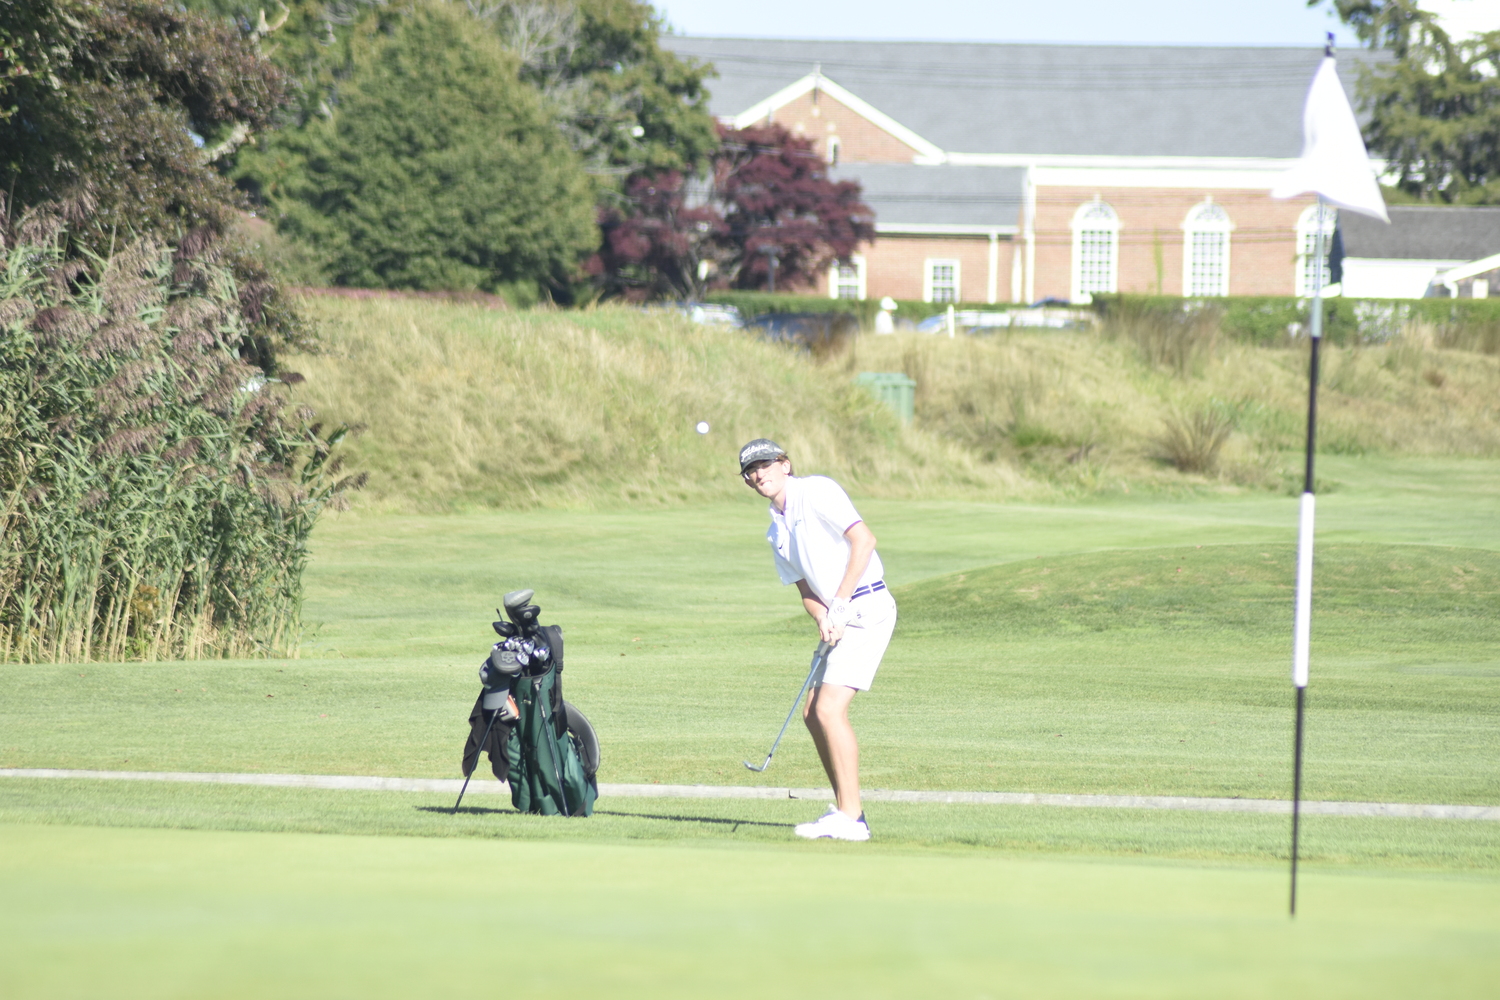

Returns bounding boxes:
[1271,32,1389,917]
[1289,195,1327,918]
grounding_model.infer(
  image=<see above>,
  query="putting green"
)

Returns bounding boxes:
[2,823,1496,1000]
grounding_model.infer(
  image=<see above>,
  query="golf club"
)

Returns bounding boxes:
[743,640,832,772]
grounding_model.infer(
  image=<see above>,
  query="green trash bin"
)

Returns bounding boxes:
[855,372,916,425]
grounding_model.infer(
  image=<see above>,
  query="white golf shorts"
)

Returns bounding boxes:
[813,591,897,691]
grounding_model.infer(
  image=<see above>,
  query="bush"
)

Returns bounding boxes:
[704,291,1003,328]
[1154,403,1237,473]
[1094,294,1500,354]
[1093,296,1222,375]
[0,205,360,661]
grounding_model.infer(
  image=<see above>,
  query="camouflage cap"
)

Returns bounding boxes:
[738,438,787,473]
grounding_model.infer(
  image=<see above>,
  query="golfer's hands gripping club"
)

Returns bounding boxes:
[819,598,853,644]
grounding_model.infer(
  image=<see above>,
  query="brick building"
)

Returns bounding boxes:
[662,37,1391,304]
[1339,206,1500,298]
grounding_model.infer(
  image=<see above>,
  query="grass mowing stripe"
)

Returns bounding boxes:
[6,770,1498,821]
[2,780,1497,871]
[2,540,1496,803]
[2,822,1498,1000]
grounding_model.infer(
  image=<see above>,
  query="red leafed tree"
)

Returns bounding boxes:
[593,170,727,300]
[593,123,874,300]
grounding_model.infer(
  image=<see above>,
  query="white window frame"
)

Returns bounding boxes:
[1181,198,1233,297]
[1070,200,1120,304]
[1295,203,1338,297]
[923,258,961,303]
[826,135,841,166]
[828,254,866,301]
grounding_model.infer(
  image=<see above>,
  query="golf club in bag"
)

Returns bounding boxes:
[744,640,832,772]
[455,589,599,815]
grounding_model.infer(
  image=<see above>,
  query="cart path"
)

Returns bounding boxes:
[3,768,1496,820]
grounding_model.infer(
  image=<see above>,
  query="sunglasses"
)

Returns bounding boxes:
[741,459,785,481]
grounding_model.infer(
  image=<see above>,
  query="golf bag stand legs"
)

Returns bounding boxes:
[453,706,503,813]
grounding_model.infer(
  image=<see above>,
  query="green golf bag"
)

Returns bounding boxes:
[463,619,598,817]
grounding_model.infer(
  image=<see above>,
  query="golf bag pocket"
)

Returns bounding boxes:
[481,687,519,722]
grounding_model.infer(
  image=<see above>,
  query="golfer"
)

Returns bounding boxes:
[739,438,897,841]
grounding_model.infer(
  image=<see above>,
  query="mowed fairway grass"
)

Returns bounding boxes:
[2,455,1498,997]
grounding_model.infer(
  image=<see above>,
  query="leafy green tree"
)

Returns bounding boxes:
[0,0,310,370]
[0,0,289,239]
[1314,0,1500,203]
[237,1,597,292]
[472,0,718,178]
[186,0,719,177]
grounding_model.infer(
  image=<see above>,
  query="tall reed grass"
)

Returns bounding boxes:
[0,207,360,662]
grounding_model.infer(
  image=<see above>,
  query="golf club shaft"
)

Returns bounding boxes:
[454,704,503,812]
[748,641,831,771]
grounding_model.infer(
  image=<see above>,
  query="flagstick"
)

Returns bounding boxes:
[1290,195,1326,917]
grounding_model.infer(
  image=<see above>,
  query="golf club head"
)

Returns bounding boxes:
[502,589,539,628]
[743,757,772,772]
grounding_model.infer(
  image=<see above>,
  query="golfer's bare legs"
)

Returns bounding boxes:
[804,683,861,819]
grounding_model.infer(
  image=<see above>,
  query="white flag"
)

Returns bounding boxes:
[1272,56,1390,222]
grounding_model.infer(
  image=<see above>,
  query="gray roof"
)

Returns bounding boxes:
[663,37,1387,159]
[1340,206,1500,260]
[831,164,1024,228]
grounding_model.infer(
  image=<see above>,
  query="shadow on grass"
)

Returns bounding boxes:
[417,805,512,817]
[596,809,790,830]
[415,805,789,830]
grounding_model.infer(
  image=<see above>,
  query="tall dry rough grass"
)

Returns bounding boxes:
[286,299,1027,510]
[287,296,1500,511]
[852,324,1500,491]
[1154,404,1237,473]
[1095,297,1222,376]
[0,207,361,662]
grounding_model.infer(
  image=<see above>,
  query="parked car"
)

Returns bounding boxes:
[746,311,859,356]
[642,302,745,328]
[917,307,1093,334]
[683,303,745,328]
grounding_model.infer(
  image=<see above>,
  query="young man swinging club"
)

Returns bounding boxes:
[739,439,898,842]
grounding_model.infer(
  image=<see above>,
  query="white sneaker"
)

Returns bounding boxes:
[794,804,870,841]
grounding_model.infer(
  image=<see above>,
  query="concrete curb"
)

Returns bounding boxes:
[3,769,1497,820]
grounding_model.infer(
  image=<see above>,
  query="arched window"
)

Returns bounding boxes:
[1071,200,1119,303]
[1295,203,1338,296]
[1182,199,1233,297]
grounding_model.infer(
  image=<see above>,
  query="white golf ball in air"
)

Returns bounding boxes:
[695,421,711,434]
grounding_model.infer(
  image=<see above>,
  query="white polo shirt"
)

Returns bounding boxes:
[767,476,884,605]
